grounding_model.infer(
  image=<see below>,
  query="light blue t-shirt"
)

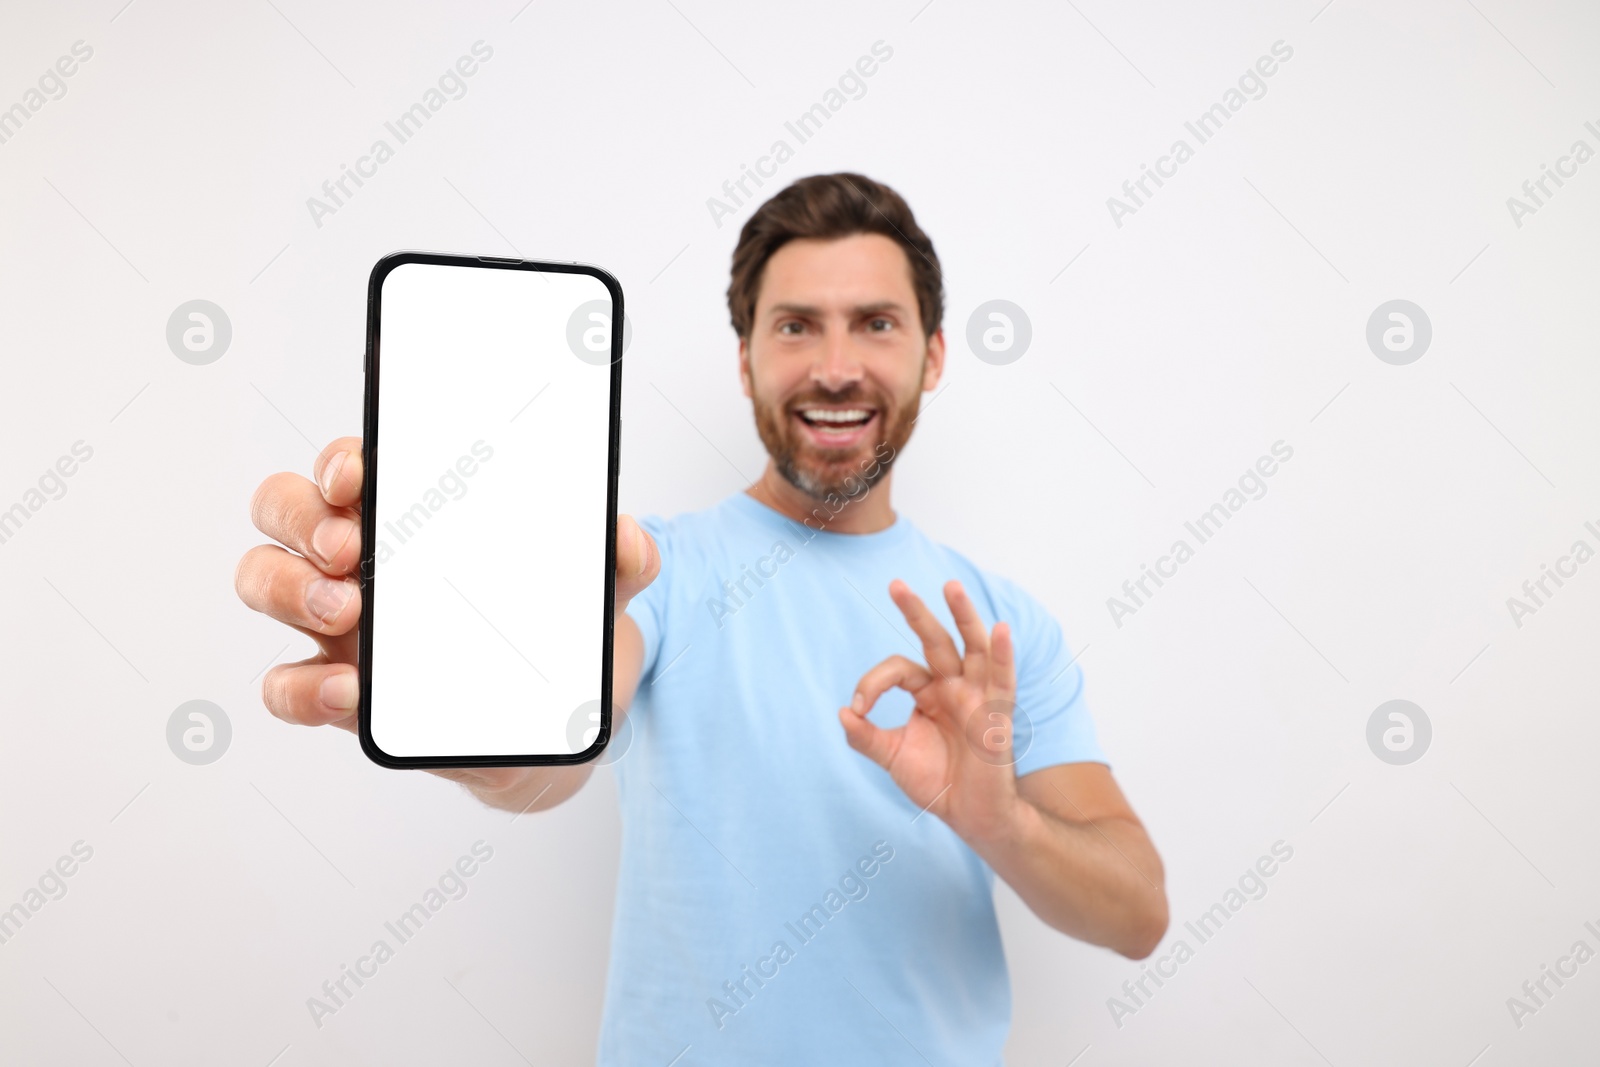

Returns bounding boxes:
[599,492,1107,1066]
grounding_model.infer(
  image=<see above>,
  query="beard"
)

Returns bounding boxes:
[751,377,921,501]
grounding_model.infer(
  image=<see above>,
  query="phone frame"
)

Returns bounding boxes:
[357,250,624,769]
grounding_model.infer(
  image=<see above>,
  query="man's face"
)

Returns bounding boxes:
[740,233,945,500]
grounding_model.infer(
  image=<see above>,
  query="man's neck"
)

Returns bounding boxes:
[744,460,896,534]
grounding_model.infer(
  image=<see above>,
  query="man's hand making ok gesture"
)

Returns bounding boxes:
[838,578,1026,845]
[840,577,1168,958]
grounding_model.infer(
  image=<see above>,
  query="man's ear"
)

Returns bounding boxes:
[738,336,753,399]
[921,328,946,392]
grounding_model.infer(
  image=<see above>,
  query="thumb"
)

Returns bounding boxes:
[615,514,659,608]
[839,706,897,769]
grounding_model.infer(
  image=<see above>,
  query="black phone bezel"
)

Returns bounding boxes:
[357,250,624,769]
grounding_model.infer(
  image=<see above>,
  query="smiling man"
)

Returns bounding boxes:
[237,172,1167,1065]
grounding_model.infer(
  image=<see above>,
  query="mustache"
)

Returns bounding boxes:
[785,386,883,409]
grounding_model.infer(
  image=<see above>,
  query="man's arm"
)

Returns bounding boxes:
[236,436,656,815]
[840,579,1168,960]
[974,763,1166,958]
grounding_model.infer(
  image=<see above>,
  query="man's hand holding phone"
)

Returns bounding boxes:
[235,435,657,806]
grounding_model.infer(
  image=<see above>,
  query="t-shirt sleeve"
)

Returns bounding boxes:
[991,576,1109,776]
[624,514,672,684]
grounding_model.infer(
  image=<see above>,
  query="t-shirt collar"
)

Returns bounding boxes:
[725,490,912,551]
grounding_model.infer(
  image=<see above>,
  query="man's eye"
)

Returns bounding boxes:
[868,318,892,331]
[778,321,804,335]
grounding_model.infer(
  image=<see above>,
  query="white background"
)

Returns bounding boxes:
[1,1,1597,1064]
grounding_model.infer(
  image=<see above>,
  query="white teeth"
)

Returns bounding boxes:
[799,408,871,424]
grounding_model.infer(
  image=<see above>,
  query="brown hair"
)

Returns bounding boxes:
[726,172,943,340]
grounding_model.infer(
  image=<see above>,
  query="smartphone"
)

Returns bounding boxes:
[357,251,624,768]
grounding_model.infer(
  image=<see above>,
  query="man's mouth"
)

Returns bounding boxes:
[792,405,878,447]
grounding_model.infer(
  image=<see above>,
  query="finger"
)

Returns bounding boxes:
[888,579,962,679]
[236,543,362,638]
[851,654,933,714]
[314,437,364,511]
[944,580,990,684]
[838,706,899,769]
[990,621,1017,698]
[262,656,359,731]
[615,514,659,607]
[250,472,362,575]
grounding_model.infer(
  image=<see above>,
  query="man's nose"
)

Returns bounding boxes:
[811,332,863,392]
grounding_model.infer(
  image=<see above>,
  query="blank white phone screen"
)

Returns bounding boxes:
[369,261,615,759]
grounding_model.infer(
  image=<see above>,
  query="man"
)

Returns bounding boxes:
[237,172,1167,1064]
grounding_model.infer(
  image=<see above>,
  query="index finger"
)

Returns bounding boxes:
[315,437,364,510]
[850,653,934,716]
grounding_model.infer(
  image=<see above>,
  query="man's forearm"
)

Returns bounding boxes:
[972,798,1168,958]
